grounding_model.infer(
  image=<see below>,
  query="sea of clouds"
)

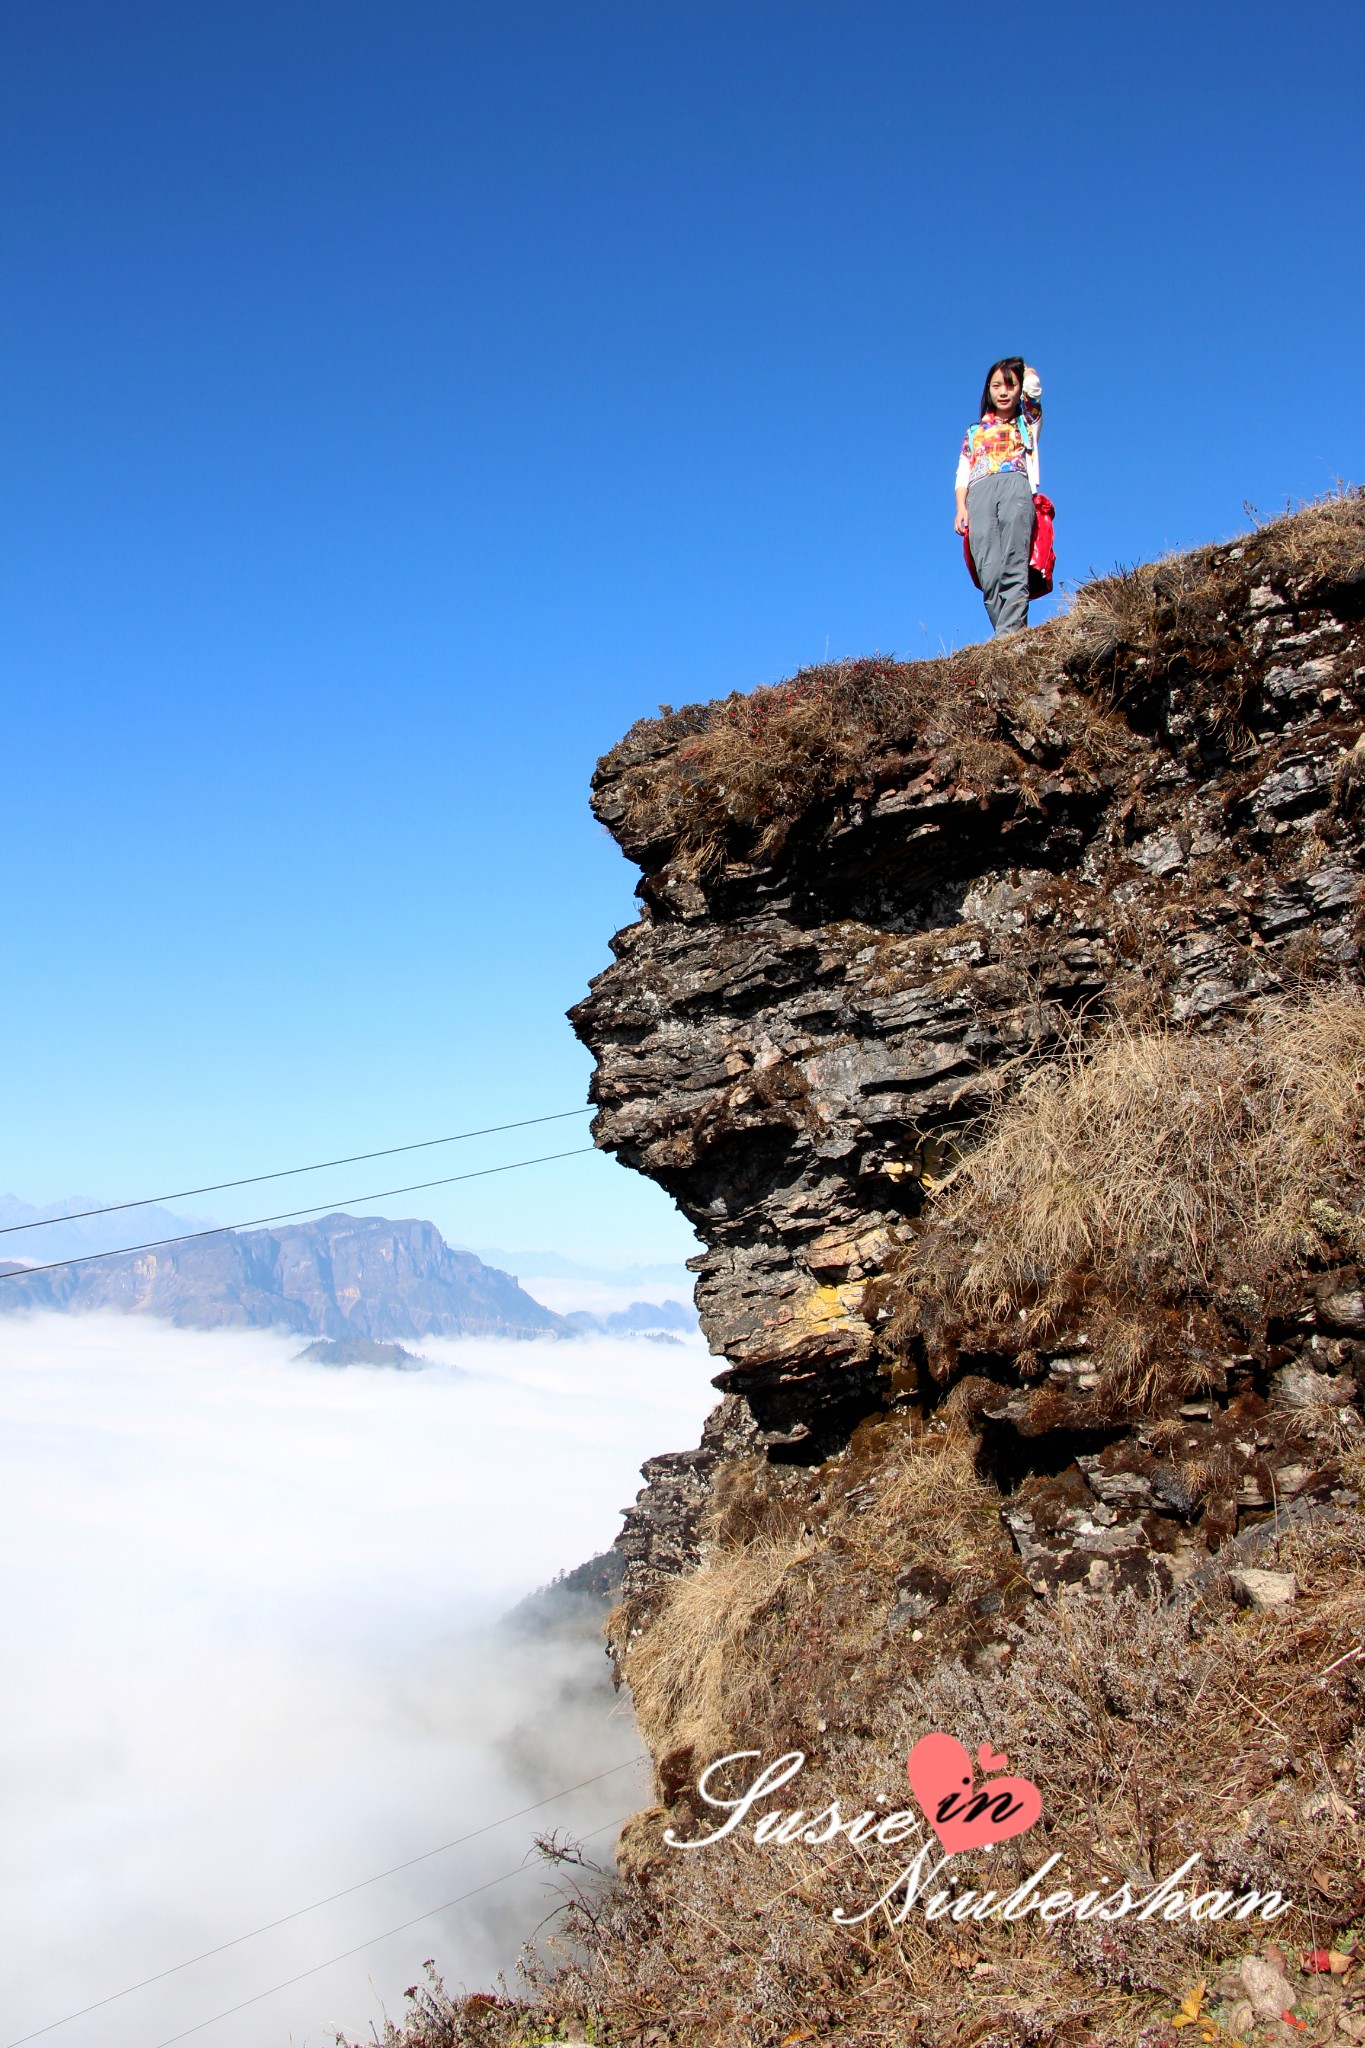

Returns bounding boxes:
[0,1312,718,2048]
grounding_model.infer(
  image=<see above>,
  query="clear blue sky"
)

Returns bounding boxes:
[2,1,1361,1262]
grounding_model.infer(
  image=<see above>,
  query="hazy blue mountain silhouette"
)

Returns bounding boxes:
[0,1211,568,1340]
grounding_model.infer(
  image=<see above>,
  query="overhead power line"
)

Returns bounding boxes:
[0,1147,596,1283]
[0,1108,593,1239]
[3,1758,645,2048]
[146,1818,623,2048]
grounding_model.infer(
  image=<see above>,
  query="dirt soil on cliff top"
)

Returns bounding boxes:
[600,492,1365,876]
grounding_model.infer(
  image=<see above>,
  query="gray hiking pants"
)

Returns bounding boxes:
[968,470,1034,634]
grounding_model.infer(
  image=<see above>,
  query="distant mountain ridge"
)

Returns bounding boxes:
[562,1300,697,1340]
[0,1193,211,1264]
[0,1212,567,1340]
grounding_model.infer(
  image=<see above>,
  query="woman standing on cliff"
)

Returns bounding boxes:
[954,357,1043,634]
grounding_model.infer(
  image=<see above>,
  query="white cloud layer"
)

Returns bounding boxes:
[0,1313,717,2048]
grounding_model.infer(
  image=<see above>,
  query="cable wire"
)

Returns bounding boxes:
[145,1818,622,2048]
[0,1108,592,1238]
[0,1146,597,1282]
[2,1761,645,2048]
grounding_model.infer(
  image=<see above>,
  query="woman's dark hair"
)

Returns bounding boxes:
[979,356,1026,420]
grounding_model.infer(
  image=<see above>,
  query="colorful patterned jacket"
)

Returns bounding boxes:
[955,370,1043,493]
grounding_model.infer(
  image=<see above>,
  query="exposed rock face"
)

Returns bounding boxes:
[571,508,1365,1599]
[0,1212,566,1340]
[612,1394,760,1592]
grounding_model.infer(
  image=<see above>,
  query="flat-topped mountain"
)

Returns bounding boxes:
[0,1212,566,1340]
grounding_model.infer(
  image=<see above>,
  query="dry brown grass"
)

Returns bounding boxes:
[616,1420,1009,1785]
[1253,487,1365,589]
[891,993,1365,1350]
[838,1415,1004,1580]
[622,1517,817,1763]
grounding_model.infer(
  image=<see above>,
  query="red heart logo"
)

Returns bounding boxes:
[907,1733,1041,1854]
[977,1744,1009,1773]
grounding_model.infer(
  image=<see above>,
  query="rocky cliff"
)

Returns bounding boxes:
[364,500,1365,2048]
[572,495,1365,1605]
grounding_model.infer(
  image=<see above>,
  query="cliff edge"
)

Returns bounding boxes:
[362,497,1365,2048]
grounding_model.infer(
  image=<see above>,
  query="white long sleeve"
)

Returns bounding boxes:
[1024,370,1042,490]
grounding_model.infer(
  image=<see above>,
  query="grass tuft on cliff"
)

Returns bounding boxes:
[620,1421,1003,1775]
[879,991,1365,1407]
